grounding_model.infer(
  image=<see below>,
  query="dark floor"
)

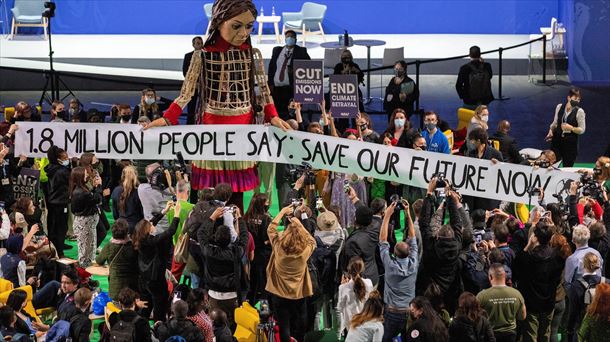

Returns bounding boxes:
[1,75,609,163]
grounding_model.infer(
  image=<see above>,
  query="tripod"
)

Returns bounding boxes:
[39,3,77,106]
[255,321,275,342]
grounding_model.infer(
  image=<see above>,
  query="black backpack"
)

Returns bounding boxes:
[310,237,338,298]
[468,63,492,102]
[109,316,142,342]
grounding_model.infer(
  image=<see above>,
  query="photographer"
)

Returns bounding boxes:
[416,177,463,314]
[199,204,248,331]
[132,202,180,322]
[265,206,316,342]
[138,163,174,234]
[196,183,238,245]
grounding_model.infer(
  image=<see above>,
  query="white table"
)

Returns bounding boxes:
[256,15,281,43]
[353,39,386,102]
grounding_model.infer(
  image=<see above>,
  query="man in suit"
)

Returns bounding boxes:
[183,36,204,125]
[492,120,524,164]
[267,30,311,120]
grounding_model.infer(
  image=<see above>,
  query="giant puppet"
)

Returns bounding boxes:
[147,0,290,208]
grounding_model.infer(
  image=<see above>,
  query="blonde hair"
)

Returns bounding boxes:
[596,156,610,180]
[279,219,309,255]
[119,166,139,216]
[583,252,601,273]
[572,225,591,246]
[473,105,489,130]
[140,88,159,117]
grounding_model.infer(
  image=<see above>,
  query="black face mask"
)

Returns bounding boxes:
[570,99,580,107]
[56,110,68,120]
[359,123,367,131]
[341,57,352,64]
[288,108,296,117]
[120,115,131,122]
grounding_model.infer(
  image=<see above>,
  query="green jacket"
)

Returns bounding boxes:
[95,241,138,299]
[578,314,610,342]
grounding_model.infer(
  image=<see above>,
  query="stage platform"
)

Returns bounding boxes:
[0,33,561,91]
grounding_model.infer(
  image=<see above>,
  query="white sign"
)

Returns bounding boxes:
[15,122,579,203]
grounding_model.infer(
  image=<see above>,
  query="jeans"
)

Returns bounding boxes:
[32,280,60,309]
[522,310,554,342]
[550,299,566,342]
[272,295,307,342]
[382,309,408,342]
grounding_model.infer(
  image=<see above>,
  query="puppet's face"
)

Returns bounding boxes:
[219,11,255,46]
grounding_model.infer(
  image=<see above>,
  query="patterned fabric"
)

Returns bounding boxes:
[330,173,368,229]
[191,162,259,193]
[73,214,99,267]
[188,312,215,342]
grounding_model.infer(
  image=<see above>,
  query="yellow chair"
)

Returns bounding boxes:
[457,107,475,131]
[234,302,260,342]
[0,285,43,323]
[104,302,121,329]
[3,105,42,122]
[490,139,501,151]
[0,278,14,293]
[443,130,454,154]
[515,203,530,224]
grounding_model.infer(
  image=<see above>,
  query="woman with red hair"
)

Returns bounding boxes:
[578,282,610,341]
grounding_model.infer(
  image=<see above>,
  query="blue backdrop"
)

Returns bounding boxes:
[6,0,562,35]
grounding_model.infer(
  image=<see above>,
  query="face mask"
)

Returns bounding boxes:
[570,99,580,107]
[145,97,155,106]
[285,37,296,47]
[288,108,296,117]
[56,110,67,120]
[60,159,70,167]
[425,123,436,132]
[69,108,76,116]
[467,140,477,151]
[394,118,405,128]
[394,69,405,77]
[319,119,325,126]
[480,115,489,122]
[341,57,352,64]
[359,123,368,131]
[120,115,131,123]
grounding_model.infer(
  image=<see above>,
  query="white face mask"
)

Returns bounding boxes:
[394,118,405,128]
[480,115,489,122]
[61,159,70,167]
[144,97,155,106]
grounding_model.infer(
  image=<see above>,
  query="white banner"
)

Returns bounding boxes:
[15,122,579,203]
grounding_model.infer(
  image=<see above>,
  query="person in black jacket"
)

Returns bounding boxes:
[130,88,172,124]
[455,46,494,108]
[513,222,564,342]
[465,128,504,212]
[111,165,144,234]
[55,287,92,342]
[267,30,311,119]
[44,145,71,258]
[244,193,272,304]
[341,200,379,286]
[406,296,449,342]
[448,292,495,342]
[70,166,102,267]
[0,306,33,342]
[384,61,419,120]
[199,203,248,330]
[6,289,49,336]
[154,300,203,342]
[132,202,180,322]
[108,288,152,342]
[416,178,463,314]
[491,120,524,164]
[183,36,204,125]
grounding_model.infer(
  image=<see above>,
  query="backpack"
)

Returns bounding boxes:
[45,316,77,342]
[579,277,606,305]
[109,316,142,342]
[310,237,338,297]
[468,62,492,102]
[460,251,489,294]
[307,257,322,301]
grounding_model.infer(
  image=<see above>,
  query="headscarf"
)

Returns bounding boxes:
[205,0,258,46]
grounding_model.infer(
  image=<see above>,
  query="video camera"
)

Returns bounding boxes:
[389,194,405,210]
[258,299,272,325]
[533,159,551,168]
[289,162,316,186]
[579,173,604,202]
[149,152,188,191]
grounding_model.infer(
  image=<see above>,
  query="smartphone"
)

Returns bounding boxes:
[0,201,5,212]
[343,179,351,194]
[316,197,323,209]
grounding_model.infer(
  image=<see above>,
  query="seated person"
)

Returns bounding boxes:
[492,120,524,164]
[154,300,203,342]
[521,149,557,168]
[6,289,49,337]
[32,267,79,312]
[0,233,39,288]
[210,309,233,342]
[0,306,33,342]
[57,287,92,342]
[107,288,152,342]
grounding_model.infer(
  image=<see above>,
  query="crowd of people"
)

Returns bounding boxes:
[0,5,606,342]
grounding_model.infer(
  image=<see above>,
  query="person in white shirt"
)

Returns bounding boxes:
[337,257,374,339]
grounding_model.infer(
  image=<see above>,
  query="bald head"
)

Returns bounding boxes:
[497,120,511,134]
[394,241,410,259]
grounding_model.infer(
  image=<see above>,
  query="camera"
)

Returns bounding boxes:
[389,194,404,210]
[149,152,188,191]
[290,198,303,208]
[579,173,603,201]
[315,197,323,209]
[434,172,447,188]
[343,179,351,194]
[224,206,234,214]
[288,162,316,186]
[258,299,272,324]
[533,159,551,168]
